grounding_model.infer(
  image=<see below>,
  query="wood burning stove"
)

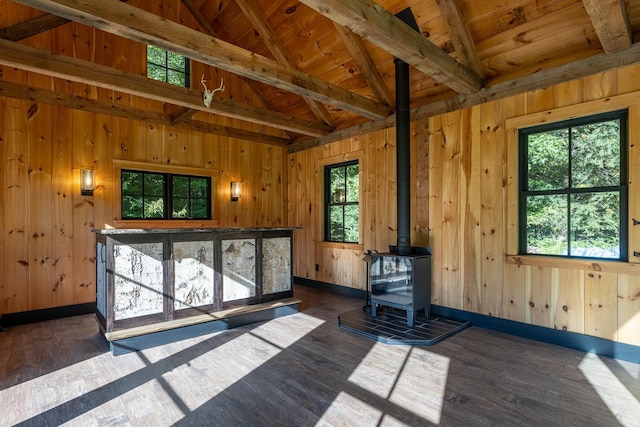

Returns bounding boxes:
[370,248,431,327]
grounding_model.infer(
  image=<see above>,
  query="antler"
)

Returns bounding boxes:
[201,75,225,108]
[201,74,209,92]
[212,78,225,95]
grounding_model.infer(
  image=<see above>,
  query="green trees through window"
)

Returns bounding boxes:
[519,110,627,259]
[121,170,210,220]
[325,161,359,243]
[147,45,190,87]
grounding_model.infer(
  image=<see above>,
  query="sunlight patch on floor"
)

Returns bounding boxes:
[579,353,640,426]
[388,347,449,425]
[314,391,383,426]
[165,313,325,417]
[347,342,411,398]
[347,344,450,425]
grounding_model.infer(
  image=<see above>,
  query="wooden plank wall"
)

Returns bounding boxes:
[288,64,640,347]
[288,122,430,290]
[0,6,287,315]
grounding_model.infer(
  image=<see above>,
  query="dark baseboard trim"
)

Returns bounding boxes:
[295,278,640,364]
[294,277,367,300]
[0,303,96,328]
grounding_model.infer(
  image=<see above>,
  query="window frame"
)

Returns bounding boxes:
[121,169,211,221]
[518,109,628,260]
[324,160,360,244]
[147,45,191,88]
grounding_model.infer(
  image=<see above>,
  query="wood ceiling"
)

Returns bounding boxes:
[2,0,640,152]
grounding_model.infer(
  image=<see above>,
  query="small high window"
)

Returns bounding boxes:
[147,45,190,87]
[121,170,210,220]
[325,161,360,243]
[519,110,627,259]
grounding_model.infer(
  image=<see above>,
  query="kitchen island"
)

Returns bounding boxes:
[93,227,298,354]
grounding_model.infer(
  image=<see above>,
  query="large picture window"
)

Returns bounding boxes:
[519,110,627,260]
[325,160,359,243]
[147,45,190,87]
[121,170,211,220]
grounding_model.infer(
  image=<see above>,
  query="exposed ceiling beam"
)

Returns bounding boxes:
[0,80,291,145]
[298,0,484,94]
[289,40,640,152]
[0,14,70,41]
[0,39,330,137]
[582,0,631,54]
[13,0,391,120]
[234,0,336,127]
[333,23,394,107]
[435,0,484,78]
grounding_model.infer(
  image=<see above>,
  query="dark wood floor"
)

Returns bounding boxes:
[1,285,639,426]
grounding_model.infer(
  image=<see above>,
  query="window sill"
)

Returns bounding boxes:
[318,241,364,251]
[111,219,220,229]
[506,254,640,275]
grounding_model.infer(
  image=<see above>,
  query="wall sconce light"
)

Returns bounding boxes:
[332,188,345,203]
[230,181,241,202]
[80,168,94,196]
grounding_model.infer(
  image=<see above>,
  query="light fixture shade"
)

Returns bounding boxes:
[230,181,241,201]
[80,168,94,196]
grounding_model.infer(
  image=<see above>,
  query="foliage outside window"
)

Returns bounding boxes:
[325,161,359,243]
[519,110,627,260]
[147,45,190,87]
[121,170,211,220]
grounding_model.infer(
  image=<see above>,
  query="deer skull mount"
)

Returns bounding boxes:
[201,74,225,108]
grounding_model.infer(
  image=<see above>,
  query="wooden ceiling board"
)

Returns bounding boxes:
[476,2,594,60]
[463,0,580,43]
[481,17,599,79]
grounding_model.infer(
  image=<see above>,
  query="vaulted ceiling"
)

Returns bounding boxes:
[2,0,640,152]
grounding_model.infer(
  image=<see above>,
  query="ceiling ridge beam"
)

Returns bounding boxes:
[14,0,391,120]
[0,80,291,145]
[0,38,331,137]
[298,0,484,94]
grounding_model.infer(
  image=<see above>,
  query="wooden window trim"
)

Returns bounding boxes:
[112,159,218,229]
[505,91,640,265]
[317,151,364,245]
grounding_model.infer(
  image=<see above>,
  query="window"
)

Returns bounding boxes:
[147,45,190,87]
[325,160,359,243]
[519,110,627,259]
[121,170,211,220]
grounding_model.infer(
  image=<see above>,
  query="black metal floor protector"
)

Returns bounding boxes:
[338,307,471,345]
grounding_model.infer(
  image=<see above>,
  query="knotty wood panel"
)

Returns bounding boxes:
[479,100,504,318]
[287,126,427,289]
[3,97,31,313]
[584,271,618,340]
[618,273,640,346]
[0,22,286,315]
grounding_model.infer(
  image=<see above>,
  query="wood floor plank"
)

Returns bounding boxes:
[0,284,638,426]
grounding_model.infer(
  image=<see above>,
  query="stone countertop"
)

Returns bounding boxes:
[92,227,300,235]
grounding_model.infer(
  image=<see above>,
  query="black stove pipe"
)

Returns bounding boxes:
[394,8,418,256]
[395,56,411,256]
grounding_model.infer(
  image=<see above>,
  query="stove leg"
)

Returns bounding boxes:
[407,309,415,328]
